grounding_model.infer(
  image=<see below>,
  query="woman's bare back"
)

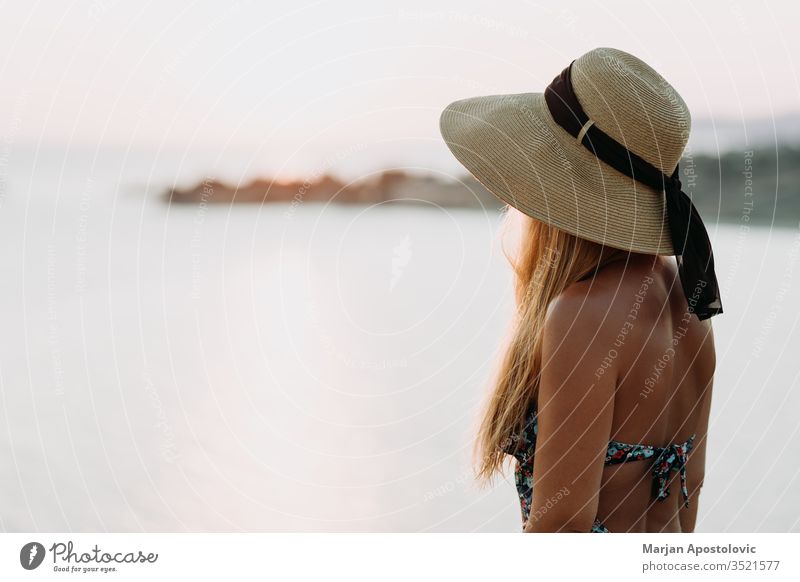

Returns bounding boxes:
[592,254,715,532]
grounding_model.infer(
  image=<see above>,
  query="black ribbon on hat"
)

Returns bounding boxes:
[544,62,722,320]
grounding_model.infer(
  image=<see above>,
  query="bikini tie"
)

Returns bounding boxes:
[651,437,694,508]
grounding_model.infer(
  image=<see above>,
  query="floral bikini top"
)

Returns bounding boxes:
[502,404,695,532]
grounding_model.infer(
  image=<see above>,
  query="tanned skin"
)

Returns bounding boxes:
[523,253,714,533]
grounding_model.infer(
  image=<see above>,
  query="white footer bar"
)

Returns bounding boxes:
[1,533,797,581]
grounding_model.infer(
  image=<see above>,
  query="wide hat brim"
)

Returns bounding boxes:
[439,91,675,255]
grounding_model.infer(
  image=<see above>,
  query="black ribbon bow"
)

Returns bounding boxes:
[544,62,723,320]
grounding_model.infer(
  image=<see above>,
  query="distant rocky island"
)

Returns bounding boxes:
[166,170,503,209]
[165,145,800,226]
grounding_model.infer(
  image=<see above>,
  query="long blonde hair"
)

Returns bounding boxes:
[474,208,628,482]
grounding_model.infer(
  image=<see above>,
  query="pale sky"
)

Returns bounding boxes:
[2,0,799,178]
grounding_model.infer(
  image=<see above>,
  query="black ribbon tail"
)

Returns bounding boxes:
[663,171,723,321]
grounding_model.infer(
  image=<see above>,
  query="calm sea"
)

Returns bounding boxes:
[1,148,799,532]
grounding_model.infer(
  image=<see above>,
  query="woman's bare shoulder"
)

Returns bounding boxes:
[550,255,668,329]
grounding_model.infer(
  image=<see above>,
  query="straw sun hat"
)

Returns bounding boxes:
[439,47,692,256]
